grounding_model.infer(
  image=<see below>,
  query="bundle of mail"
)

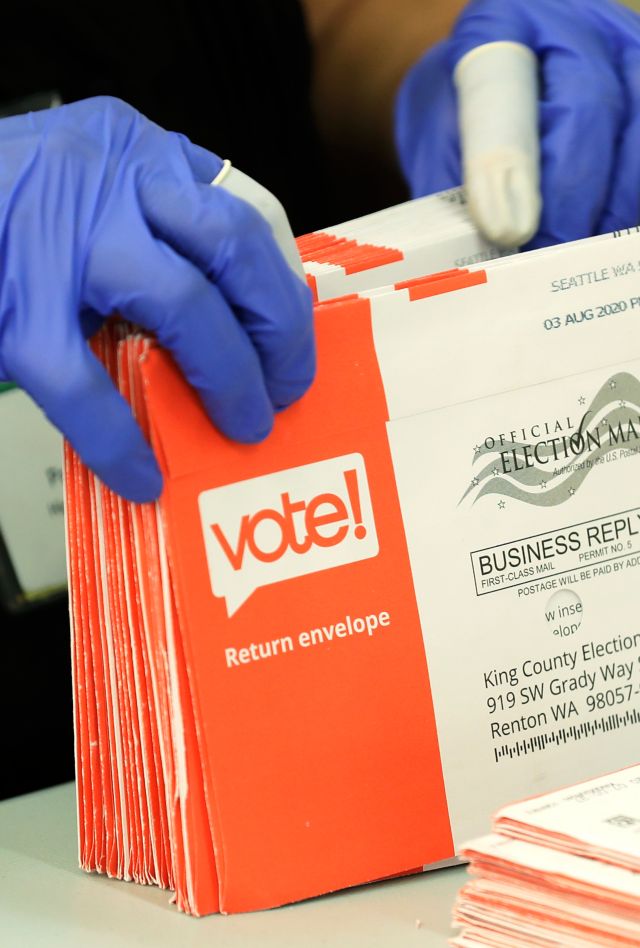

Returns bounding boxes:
[455,764,640,947]
[65,187,640,914]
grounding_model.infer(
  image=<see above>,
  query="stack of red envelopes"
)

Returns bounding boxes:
[455,764,640,947]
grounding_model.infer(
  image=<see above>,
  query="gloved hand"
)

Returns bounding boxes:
[0,97,314,502]
[395,0,640,249]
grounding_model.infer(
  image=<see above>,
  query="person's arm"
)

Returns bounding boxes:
[301,0,466,163]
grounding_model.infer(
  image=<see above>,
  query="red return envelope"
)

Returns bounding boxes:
[138,291,454,912]
[67,278,480,914]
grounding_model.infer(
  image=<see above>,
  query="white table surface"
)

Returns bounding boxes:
[0,782,466,947]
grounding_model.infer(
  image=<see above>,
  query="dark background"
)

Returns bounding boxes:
[1,596,74,798]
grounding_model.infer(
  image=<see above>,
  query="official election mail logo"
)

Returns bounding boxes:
[462,372,640,508]
[198,454,379,616]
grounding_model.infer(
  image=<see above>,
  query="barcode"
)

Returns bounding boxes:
[494,709,640,763]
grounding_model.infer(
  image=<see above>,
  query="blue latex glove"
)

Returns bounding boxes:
[0,97,314,502]
[395,0,640,249]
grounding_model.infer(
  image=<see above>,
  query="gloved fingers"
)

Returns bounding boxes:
[7,333,162,503]
[454,42,541,248]
[597,45,640,234]
[394,41,462,196]
[588,0,640,46]
[215,166,307,281]
[529,34,626,247]
[448,0,536,60]
[84,221,275,442]
[79,307,105,340]
[448,0,627,247]
[138,176,315,410]
[174,132,224,184]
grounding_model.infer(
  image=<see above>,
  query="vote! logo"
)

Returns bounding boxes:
[198,454,379,616]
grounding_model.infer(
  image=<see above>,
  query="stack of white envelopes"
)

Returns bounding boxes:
[298,186,510,301]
